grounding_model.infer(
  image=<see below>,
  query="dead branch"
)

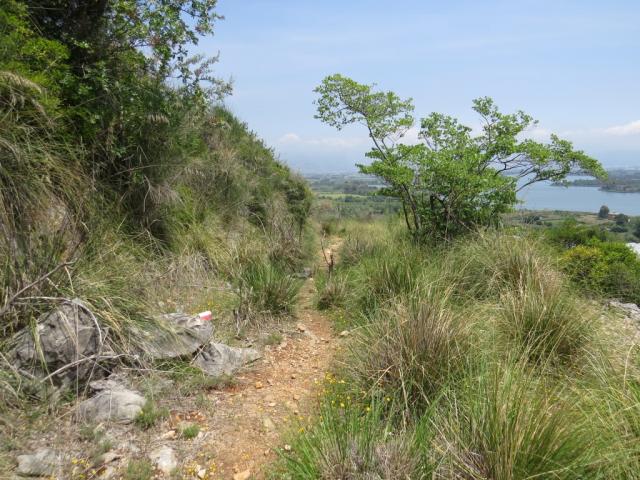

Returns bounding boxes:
[0,261,75,318]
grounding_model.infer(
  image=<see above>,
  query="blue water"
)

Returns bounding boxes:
[517,182,640,215]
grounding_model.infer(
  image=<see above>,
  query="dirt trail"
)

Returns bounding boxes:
[192,242,340,479]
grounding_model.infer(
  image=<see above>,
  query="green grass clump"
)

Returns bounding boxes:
[434,362,597,479]
[237,261,302,316]
[124,459,154,480]
[315,273,348,310]
[348,288,471,412]
[134,399,169,430]
[276,392,431,479]
[180,423,200,439]
[448,231,556,300]
[498,272,593,365]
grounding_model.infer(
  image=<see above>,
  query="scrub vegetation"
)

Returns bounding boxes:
[0,0,312,405]
[275,219,640,479]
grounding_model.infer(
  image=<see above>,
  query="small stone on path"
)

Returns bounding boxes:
[233,469,251,480]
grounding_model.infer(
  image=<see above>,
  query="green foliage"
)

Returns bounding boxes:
[0,0,312,358]
[598,204,610,218]
[315,275,348,310]
[314,74,604,240]
[124,459,154,480]
[279,222,640,479]
[237,261,302,317]
[545,218,610,248]
[135,399,169,430]
[348,290,471,412]
[276,391,431,479]
[562,240,640,303]
[498,272,592,364]
[435,362,596,479]
[180,424,200,440]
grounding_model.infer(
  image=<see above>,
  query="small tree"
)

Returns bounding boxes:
[598,205,610,219]
[615,213,630,226]
[314,74,605,240]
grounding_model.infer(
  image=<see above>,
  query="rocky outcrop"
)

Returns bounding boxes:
[149,446,177,476]
[143,313,214,360]
[610,300,640,326]
[9,299,110,386]
[16,448,61,477]
[194,342,261,377]
[76,377,145,423]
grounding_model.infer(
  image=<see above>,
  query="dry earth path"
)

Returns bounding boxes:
[189,241,341,479]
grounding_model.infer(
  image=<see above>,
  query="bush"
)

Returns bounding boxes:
[498,273,592,364]
[124,459,154,480]
[435,362,596,479]
[237,261,302,316]
[181,424,200,439]
[562,240,640,303]
[545,218,609,248]
[348,290,471,412]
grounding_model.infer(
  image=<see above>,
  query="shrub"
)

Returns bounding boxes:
[124,459,154,480]
[498,273,592,364]
[545,218,609,248]
[562,240,640,303]
[598,205,610,219]
[237,261,301,316]
[134,399,169,430]
[434,362,596,479]
[347,289,471,412]
[181,424,200,439]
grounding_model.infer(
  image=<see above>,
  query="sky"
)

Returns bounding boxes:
[193,0,640,173]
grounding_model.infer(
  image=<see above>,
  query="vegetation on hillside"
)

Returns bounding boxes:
[0,0,312,404]
[276,220,640,479]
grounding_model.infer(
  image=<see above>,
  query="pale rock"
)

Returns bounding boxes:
[193,342,261,377]
[76,378,145,423]
[149,446,177,476]
[145,313,213,360]
[9,299,110,385]
[263,416,276,431]
[16,448,60,477]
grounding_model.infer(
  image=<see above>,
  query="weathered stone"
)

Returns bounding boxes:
[193,342,261,377]
[76,378,145,423]
[9,299,109,385]
[149,446,177,476]
[16,448,60,477]
[143,313,213,360]
[610,300,640,323]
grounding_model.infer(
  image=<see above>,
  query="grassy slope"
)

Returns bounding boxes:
[274,220,640,479]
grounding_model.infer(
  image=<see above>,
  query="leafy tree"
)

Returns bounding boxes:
[598,205,610,219]
[615,213,629,226]
[314,74,605,240]
[21,0,231,216]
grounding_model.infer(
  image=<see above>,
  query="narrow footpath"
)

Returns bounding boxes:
[191,243,340,479]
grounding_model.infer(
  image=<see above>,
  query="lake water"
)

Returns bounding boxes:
[517,182,640,215]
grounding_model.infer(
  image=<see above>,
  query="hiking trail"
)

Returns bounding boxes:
[188,240,341,479]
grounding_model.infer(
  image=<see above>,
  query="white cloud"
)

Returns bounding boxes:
[603,120,640,136]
